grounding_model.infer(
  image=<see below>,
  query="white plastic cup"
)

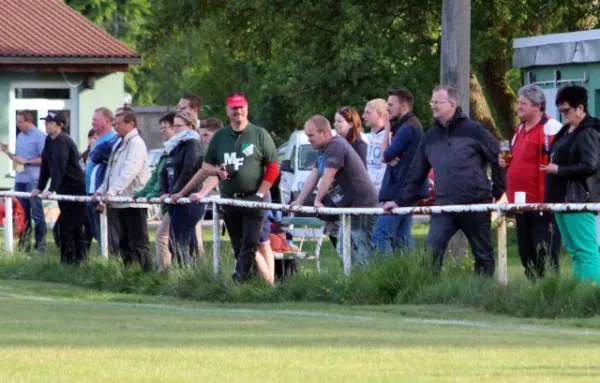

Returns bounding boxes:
[514,191,526,204]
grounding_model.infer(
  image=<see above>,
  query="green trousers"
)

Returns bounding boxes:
[555,212,600,285]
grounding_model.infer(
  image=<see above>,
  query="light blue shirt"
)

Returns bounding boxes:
[15,126,46,183]
[85,130,117,192]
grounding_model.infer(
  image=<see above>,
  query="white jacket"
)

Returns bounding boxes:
[97,128,150,208]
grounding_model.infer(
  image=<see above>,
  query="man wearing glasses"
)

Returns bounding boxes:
[384,85,506,277]
[172,93,279,283]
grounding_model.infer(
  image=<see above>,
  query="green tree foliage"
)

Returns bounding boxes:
[66,0,600,138]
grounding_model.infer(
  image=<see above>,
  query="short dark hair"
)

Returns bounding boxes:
[201,118,224,132]
[159,112,175,126]
[17,110,35,123]
[388,89,415,108]
[180,92,202,111]
[87,128,97,138]
[121,111,137,127]
[556,85,588,113]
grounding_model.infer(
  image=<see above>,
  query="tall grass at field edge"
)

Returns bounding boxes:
[0,249,597,318]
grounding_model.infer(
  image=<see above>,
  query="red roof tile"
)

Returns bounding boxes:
[0,0,140,63]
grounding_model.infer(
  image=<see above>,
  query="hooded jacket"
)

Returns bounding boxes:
[544,114,600,203]
[397,108,505,206]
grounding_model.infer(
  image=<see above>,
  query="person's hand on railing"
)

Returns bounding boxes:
[189,192,204,202]
[159,194,170,203]
[383,201,398,214]
[170,192,184,203]
[31,189,41,198]
[40,191,53,199]
[313,199,324,209]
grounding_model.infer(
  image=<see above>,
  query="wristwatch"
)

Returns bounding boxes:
[255,192,265,199]
[26,160,30,165]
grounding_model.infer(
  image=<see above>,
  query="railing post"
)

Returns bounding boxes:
[497,209,508,285]
[99,206,109,259]
[4,197,13,254]
[341,213,352,275]
[212,201,221,276]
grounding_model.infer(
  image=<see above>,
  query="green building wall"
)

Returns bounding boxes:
[523,63,600,119]
[0,71,125,189]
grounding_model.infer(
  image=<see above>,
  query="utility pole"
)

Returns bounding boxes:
[440,0,472,259]
[440,0,471,115]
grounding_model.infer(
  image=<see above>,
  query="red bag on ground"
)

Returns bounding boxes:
[269,232,292,252]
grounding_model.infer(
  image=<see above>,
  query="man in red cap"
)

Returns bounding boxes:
[172,93,279,283]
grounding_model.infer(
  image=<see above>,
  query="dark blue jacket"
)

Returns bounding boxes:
[89,136,118,192]
[379,112,428,202]
[396,108,505,206]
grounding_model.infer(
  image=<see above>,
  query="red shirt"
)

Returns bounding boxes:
[506,115,562,203]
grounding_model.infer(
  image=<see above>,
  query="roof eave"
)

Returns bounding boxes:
[0,56,141,65]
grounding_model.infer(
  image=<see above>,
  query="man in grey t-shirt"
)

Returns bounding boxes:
[292,115,378,264]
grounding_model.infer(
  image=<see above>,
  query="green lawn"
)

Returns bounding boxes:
[1,279,599,382]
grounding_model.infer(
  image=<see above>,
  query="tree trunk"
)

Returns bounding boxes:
[480,57,519,139]
[470,73,502,140]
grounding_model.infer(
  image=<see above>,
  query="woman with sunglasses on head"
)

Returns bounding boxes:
[159,111,204,267]
[542,85,600,285]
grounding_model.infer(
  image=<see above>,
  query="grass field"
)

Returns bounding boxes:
[1,279,600,382]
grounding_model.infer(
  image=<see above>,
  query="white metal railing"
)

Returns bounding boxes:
[2,191,595,284]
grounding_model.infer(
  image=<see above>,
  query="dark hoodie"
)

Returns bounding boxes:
[544,114,600,203]
[397,108,505,206]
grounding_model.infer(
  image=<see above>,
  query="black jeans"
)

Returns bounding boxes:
[110,207,152,271]
[515,212,561,279]
[57,201,87,265]
[222,202,264,282]
[106,208,123,256]
[426,212,495,276]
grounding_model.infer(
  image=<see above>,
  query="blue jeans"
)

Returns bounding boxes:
[15,181,47,252]
[371,214,414,254]
[169,203,205,266]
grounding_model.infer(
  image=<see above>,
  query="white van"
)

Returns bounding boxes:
[278,131,317,205]
[278,130,368,205]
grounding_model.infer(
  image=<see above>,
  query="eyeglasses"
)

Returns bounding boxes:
[558,107,573,115]
[429,100,450,106]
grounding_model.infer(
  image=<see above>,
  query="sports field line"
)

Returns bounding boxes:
[2,292,600,337]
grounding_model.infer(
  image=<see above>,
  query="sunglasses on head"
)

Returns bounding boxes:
[228,92,245,97]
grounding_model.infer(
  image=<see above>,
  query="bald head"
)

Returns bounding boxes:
[305,115,333,149]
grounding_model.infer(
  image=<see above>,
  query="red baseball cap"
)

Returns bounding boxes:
[226,93,248,108]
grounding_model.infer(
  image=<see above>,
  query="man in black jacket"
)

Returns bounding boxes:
[32,112,87,265]
[384,85,506,276]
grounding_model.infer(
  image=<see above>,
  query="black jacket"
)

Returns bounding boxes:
[160,138,203,195]
[544,115,600,203]
[396,108,505,206]
[38,132,86,195]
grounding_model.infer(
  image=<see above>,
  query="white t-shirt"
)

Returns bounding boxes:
[365,129,386,192]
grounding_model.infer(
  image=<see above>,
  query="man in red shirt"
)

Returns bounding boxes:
[500,84,562,279]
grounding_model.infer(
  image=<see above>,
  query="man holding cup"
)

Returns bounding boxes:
[499,84,562,279]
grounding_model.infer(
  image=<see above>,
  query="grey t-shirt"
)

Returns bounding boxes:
[316,136,378,208]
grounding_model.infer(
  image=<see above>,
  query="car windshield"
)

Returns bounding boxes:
[298,144,317,170]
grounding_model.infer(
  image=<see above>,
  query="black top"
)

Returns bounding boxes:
[398,108,505,206]
[544,115,600,203]
[350,136,368,167]
[160,138,203,195]
[38,132,85,195]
